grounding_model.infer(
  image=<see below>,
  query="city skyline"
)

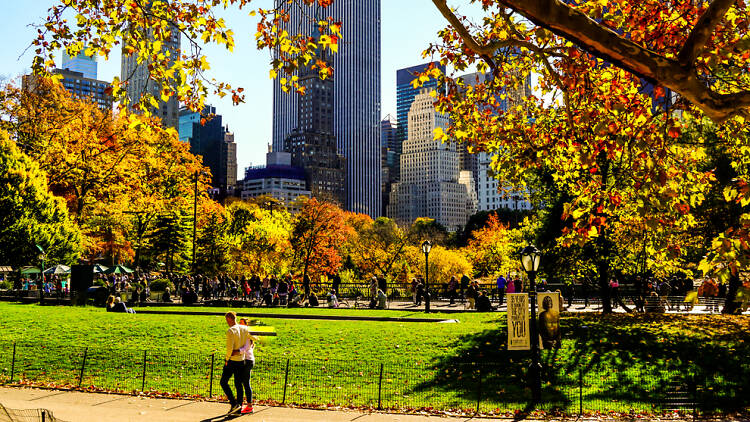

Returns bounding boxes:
[0,1,482,181]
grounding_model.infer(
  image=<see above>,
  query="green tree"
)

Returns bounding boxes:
[0,130,80,267]
[148,211,190,273]
[195,201,232,276]
[409,217,449,246]
[344,215,411,280]
[226,201,293,276]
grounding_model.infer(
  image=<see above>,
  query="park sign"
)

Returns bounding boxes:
[507,293,530,350]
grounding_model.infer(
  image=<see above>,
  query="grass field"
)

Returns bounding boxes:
[1,303,748,415]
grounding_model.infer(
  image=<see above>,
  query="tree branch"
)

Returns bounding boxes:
[678,0,736,67]
[491,0,749,122]
[431,0,497,69]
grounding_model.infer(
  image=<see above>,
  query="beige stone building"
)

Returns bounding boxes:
[387,90,470,230]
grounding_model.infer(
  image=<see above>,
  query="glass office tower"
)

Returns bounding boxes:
[62,51,98,80]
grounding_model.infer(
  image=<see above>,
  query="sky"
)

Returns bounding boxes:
[0,0,483,178]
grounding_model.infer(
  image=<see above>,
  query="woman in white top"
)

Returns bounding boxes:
[236,319,258,414]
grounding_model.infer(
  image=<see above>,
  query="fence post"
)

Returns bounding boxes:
[692,373,703,422]
[377,363,384,410]
[141,350,147,392]
[282,359,290,404]
[579,364,583,416]
[78,347,88,389]
[476,367,483,414]
[10,342,16,383]
[209,354,215,398]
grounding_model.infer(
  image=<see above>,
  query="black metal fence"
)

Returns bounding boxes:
[1,341,747,417]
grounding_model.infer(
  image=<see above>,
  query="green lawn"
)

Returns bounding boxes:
[1,303,748,415]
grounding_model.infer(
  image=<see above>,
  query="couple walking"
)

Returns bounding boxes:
[222,311,257,415]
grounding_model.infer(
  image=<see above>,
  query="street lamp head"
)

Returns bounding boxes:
[520,245,541,273]
[421,240,432,254]
[38,253,46,262]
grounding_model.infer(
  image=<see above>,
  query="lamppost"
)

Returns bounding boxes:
[520,244,542,403]
[192,170,207,275]
[36,244,46,303]
[422,240,432,313]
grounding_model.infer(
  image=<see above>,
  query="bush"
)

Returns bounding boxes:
[0,280,11,290]
[93,279,109,288]
[129,282,146,292]
[149,278,174,292]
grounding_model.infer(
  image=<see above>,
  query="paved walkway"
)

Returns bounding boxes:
[1,387,734,422]
[0,387,514,422]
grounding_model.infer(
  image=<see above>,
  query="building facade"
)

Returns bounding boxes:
[55,69,113,111]
[283,56,346,206]
[271,0,381,217]
[241,152,311,213]
[396,62,445,157]
[387,90,470,230]
[120,27,181,131]
[23,68,113,112]
[459,170,479,216]
[459,71,533,212]
[178,106,237,192]
[62,51,97,79]
[380,114,397,215]
[221,130,238,192]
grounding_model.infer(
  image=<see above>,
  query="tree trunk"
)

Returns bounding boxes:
[721,273,741,314]
[597,253,612,313]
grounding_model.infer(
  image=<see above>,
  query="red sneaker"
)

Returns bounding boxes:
[241,405,253,414]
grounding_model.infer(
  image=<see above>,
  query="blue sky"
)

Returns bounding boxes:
[0,1,481,176]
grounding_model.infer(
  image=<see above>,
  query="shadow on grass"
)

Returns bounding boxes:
[408,314,750,415]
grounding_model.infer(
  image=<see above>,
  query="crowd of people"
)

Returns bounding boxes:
[11,275,68,298]
[4,266,733,314]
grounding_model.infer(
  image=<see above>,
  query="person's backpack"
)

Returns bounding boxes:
[308,294,319,307]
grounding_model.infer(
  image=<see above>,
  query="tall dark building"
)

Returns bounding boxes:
[283,59,346,206]
[380,114,397,215]
[272,0,381,217]
[178,106,237,192]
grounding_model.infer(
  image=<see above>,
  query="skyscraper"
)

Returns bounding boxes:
[380,114,397,215]
[179,106,237,192]
[222,129,238,191]
[272,0,381,217]
[396,62,445,166]
[62,51,97,79]
[387,90,470,230]
[120,27,181,131]
[284,55,346,206]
